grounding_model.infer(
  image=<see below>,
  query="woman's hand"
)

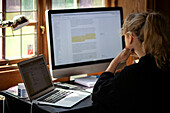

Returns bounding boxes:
[105,48,131,73]
[116,48,131,63]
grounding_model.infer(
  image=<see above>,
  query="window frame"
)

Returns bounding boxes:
[0,0,38,60]
[0,0,39,66]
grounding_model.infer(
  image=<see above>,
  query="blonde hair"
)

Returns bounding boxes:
[144,12,170,70]
[121,12,149,42]
[122,12,170,71]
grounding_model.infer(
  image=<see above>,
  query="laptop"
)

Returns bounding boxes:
[17,55,90,108]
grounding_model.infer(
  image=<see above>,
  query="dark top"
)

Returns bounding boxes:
[92,54,169,113]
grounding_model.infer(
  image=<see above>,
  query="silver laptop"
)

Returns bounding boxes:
[17,55,90,108]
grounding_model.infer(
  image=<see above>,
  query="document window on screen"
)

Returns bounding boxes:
[51,11,122,66]
[46,7,124,78]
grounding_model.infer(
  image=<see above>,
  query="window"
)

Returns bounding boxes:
[0,0,37,60]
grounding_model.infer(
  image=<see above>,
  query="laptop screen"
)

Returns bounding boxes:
[18,55,53,97]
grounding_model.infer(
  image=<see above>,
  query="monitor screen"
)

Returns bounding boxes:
[46,7,124,78]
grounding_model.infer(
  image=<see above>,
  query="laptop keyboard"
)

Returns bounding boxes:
[39,89,73,103]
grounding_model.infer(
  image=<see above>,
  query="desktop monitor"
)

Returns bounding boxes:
[46,7,124,78]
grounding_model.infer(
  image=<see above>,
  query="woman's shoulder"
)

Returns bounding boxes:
[118,54,170,80]
[120,61,142,75]
[115,55,154,80]
[121,54,159,73]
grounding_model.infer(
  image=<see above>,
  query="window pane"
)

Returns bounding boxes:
[22,12,37,22]
[66,0,76,8]
[6,36,21,59]
[22,26,36,34]
[93,0,105,7]
[0,12,1,19]
[6,0,20,12]
[6,12,20,20]
[22,35,35,58]
[79,0,93,8]
[21,0,37,11]
[0,0,2,12]
[52,0,65,9]
[0,37,2,59]
[6,27,20,36]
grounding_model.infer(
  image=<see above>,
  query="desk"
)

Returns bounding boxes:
[0,90,94,113]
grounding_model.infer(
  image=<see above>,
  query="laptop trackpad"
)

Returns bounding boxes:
[55,93,89,107]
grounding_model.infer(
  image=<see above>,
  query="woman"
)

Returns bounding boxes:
[92,12,170,113]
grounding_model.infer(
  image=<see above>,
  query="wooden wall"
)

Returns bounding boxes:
[0,70,23,91]
[155,0,170,24]
[110,0,148,65]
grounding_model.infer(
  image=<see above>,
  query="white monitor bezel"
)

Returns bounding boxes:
[46,7,124,78]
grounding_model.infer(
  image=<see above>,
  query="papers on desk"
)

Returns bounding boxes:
[74,76,98,87]
[6,85,18,96]
[85,88,94,93]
